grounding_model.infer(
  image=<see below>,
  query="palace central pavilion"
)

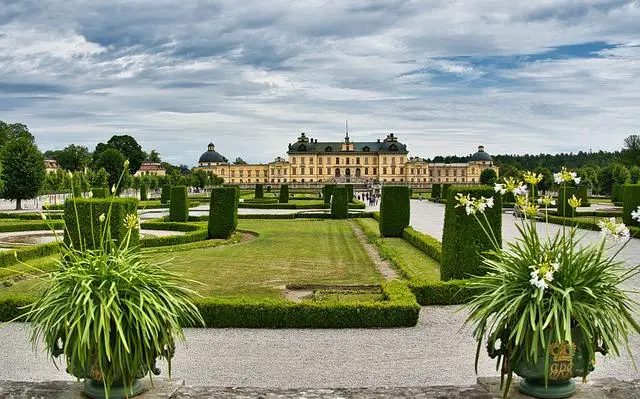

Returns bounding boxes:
[196,132,497,186]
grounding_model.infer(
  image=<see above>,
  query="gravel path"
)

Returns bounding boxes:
[0,200,638,387]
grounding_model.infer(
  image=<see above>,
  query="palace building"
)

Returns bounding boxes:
[196,133,497,186]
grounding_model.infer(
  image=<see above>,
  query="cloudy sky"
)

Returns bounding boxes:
[1,0,639,166]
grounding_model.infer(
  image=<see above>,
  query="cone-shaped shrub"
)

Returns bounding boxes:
[64,198,139,250]
[557,186,577,217]
[91,188,109,199]
[161,185,171,204]
[208,187,238,239]
[331,186,349,219]
[169,186,188,222]
[379,186,410,237]
[622,184,640,227]
[323,184,336,204]
[441,185,502,281]
[431,184,441,199]
[255,184,264,199]
[140,184,148,201]
[279,184,289,203]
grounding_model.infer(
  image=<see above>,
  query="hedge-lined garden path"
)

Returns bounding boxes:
[349,220,398,280]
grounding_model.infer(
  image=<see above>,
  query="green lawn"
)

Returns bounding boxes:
[356,218,441,282]
[1,219,382,300]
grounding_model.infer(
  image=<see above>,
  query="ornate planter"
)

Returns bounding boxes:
[511,330,596,399]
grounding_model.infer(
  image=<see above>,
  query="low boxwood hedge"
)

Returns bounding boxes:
[0,241,61,268]
[0,212,62,221]
[543,214,640,236]
[402,227,442,263]
[408,279,482,305]
[0,281,419,327]
[0,220,64,233]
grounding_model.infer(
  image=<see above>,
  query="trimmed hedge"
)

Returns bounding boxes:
[345,184,354,203]
[576,184,590,207]
[503,191,515,204]
[0,220,64,233]
[408,280,483,305]
[557,186,577,217]
[402,227,442,263]
[330,186,349,219]
[169,186,189,222]
[323,184,336,204]
[195,281,419,328]
[622,184,640,227]
[0,212,63,221]
[441,185,502,281]
[209,187,238,239]
[544,214,640,237]
[64,198,139,250]
[91,188,109,198]
[612,184,623,203]
[0,241,61,268]
[279,185,289,204]
[140,184,148,201]
[441,184,451,201]
[431,184,441,199]
[255,184,264,199]
[379,186,410,237]
[161,184,171,204]
[0,281,419,327]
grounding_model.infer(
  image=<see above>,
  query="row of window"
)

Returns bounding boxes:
[290,156,407,166]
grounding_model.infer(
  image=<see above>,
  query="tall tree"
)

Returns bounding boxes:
[94,148,126,190]
[106,135,145,174]
[480,168,498,185]
[621,135,640,166]
[533,166,553,194]
[56,144,91,171]
[1,136,46,210]
[234,157,248,165]
[147,149,162,163]
[0,121,34,150]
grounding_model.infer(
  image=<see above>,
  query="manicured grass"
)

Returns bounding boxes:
[356,218,441,282]
[154,219,382,298]
[1,219,383,300]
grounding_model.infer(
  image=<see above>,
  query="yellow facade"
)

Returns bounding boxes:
[196,135,497,186]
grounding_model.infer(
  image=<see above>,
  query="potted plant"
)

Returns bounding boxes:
[456,168,640,398]
[25,165,204,399]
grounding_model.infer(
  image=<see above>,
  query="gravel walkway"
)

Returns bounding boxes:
[0,201,638,388]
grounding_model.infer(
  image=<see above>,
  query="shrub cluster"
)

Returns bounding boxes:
[441,185,502,281]
[557,186,577,217]
[255,184,264,199]
[330,186,349,219]
[431,184,441,199]
[323,184,336,204]
[379,186,410,237]
[279,185,289,204]
[209,187,238,239]
[64,198,139,250]
[169,186,189,222]
[140,184,148,201]
[622,184,640,227]
[161,185,171,204]
[91,188,109,198]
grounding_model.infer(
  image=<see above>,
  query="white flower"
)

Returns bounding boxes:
[514,184,528,196]
[40,212,47,220]
[551,262,560,271]
[598,217,630,243]
[111,184,116,194]
[574,176,581,185]
[632,206,640,222]
[99,213,106,223]
[485,197,495,209]
[553,172,564,185]
[544,271,554,282]
[494,183,506,195]
[88,191,93,198]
